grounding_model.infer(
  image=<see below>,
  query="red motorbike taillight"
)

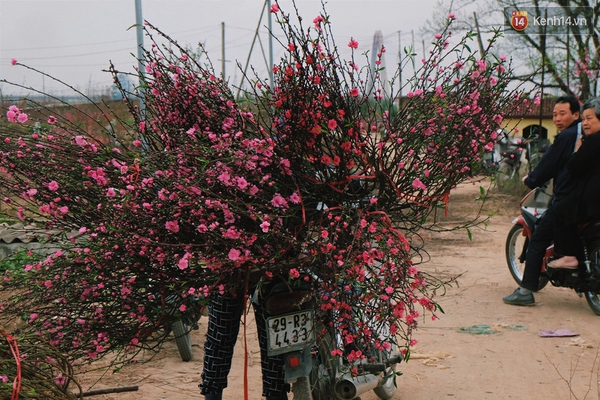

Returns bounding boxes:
[288,356,300,367]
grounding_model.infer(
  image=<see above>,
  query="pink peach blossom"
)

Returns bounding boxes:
[228,248,241,261]
[48,181,59,191]
[412,178,426,190]
[165,220,180,233]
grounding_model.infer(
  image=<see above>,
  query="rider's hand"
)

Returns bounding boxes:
[575,135,584,152]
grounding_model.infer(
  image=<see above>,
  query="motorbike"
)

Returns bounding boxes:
[160,293,205,362]
[482,129,513,174]
[505,183,600,315]
[483,129,544,185]
[260,276,401,400]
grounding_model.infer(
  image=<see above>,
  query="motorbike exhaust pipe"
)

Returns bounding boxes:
[334,373,381,399]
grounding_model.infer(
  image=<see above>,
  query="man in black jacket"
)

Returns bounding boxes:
[503,96,581,306]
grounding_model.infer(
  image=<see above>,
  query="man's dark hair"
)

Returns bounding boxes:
[555,96,581,114]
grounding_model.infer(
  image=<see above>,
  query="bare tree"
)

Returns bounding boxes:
[424,0,600,100]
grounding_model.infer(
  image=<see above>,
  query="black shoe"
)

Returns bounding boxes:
[502,288,535,306]
[204,394,223,400]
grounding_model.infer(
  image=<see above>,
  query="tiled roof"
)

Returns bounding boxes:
[508,98,554,119]
[0,223,64,244]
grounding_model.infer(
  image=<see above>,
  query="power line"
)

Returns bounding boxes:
[5,60,135,68]
[3,38,135,52]
[5,47,135,61]
[3,24,263,53]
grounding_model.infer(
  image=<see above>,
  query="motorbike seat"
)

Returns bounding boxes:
[578,219,600,239]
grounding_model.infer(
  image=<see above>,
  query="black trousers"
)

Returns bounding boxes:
[521,205,556,291]
[552,197,586,261]
[199,291,289,397]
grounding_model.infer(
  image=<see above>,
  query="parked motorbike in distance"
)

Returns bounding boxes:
[482,129,513,174]
[483,129,545,187]
[261,276,401,400]
[505,183,600,315]
[161,293,205,361]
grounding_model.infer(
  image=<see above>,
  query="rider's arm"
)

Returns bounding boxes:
[523,130,576,189]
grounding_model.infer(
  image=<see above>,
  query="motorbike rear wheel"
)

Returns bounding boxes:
[495,161,520,190]
[172,319,194,361]
[304,324,338,400]
[584,240,600,316]
[292,377,312,400]
[585,292,600,316]
[505,224,548,291]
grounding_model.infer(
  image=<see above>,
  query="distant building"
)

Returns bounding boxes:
[395,96,556,143]
[502,97,555,143]
[110,73,136,101]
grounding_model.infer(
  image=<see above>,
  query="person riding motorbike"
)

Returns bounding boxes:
[548,97,600,269]
[502,96,581,306]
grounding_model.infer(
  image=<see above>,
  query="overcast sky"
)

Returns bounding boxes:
[0,0,446,97]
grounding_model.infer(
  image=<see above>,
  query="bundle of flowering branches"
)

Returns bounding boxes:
[245,1,532,360]
[0,332,80,399]
[258,3,529,228]
[0,38,303,363]
[0,1,530,370]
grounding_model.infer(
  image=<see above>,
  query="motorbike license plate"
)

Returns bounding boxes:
[266,310,315,356]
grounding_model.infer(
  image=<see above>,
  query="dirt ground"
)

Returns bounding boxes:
[76,179,600,400]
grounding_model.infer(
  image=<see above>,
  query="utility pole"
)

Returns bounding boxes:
[221,22,226,80]
[538,9,547,140]
[411,30,416,76]
[135,0,145,105]
[267,0,274,89]
[397,30,402,97]
[237,0,269,99]
[473,12,485,56]
[134,0,148,151]
[566,24,570,90]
